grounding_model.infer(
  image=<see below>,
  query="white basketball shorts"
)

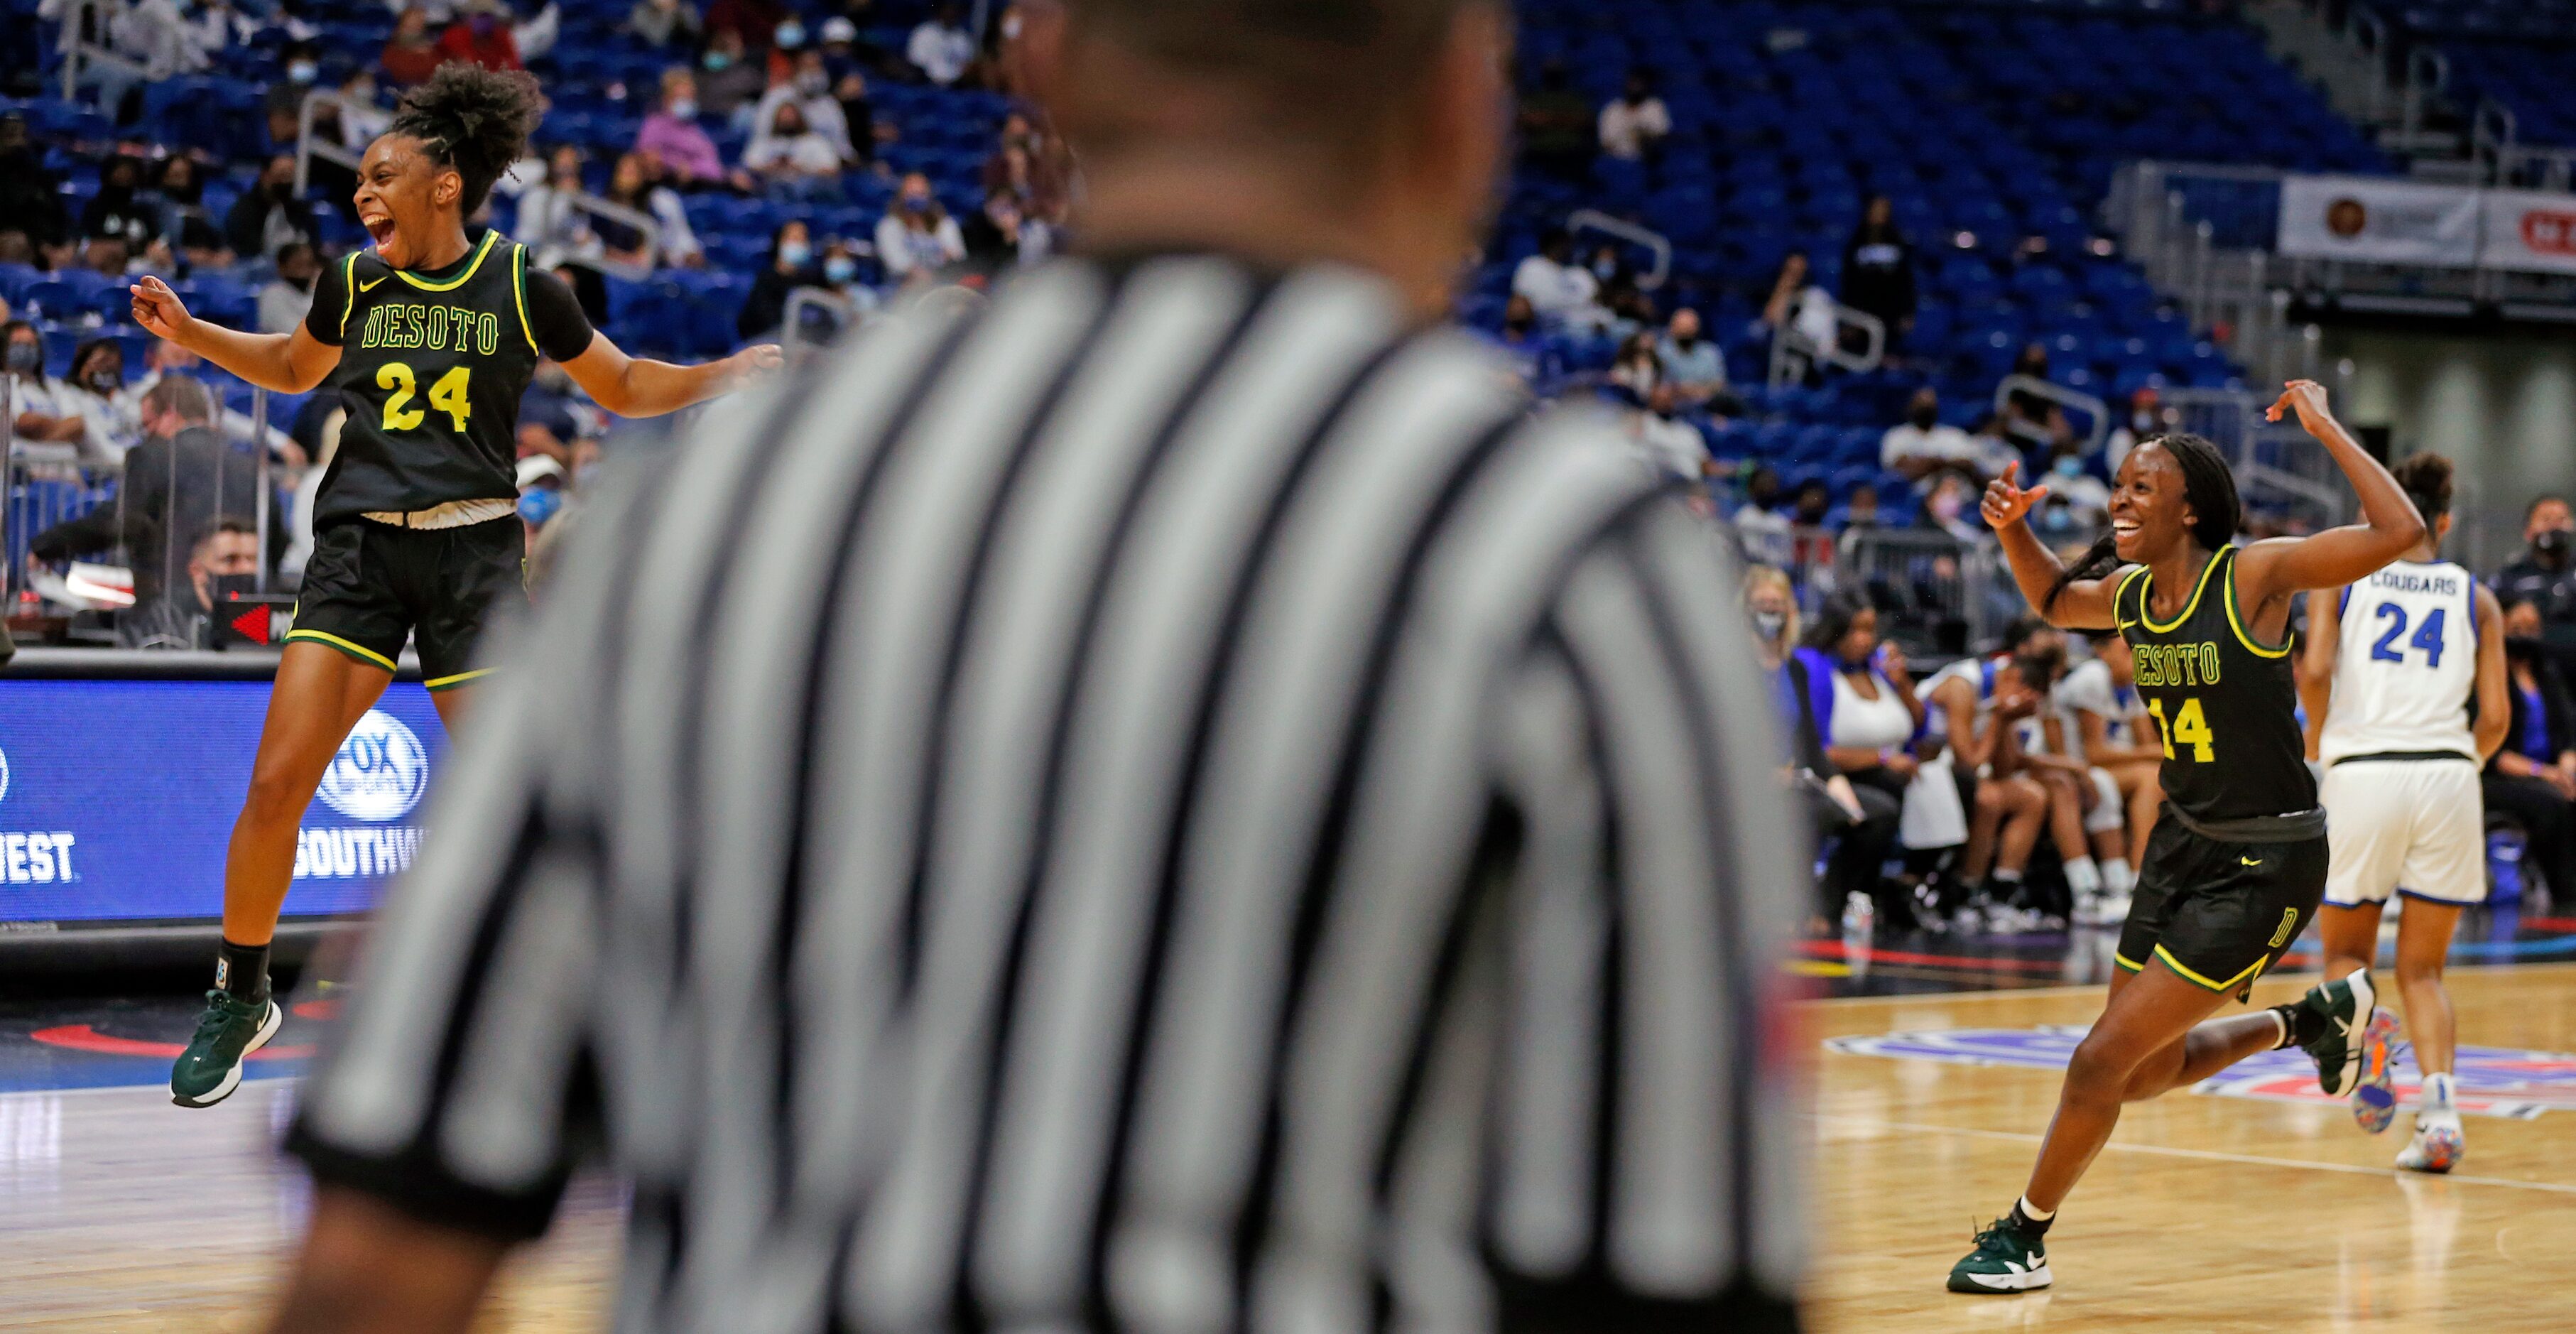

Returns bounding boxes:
[2085,766,2125,835]
[2321,757,2486,906]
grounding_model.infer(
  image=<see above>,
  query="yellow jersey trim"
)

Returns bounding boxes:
[2113,564,2151,631]
[2139,546,2230,635]
[2153,943,2267,994]
[511,243,538,354]
[424,666,496,691]
[391,229,501,293]
[285,628,398,673]
[2223,558,2292,658]
[2113,951,2146,972]
[337,253,359,340]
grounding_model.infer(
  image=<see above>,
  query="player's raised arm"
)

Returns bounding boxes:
[130,274,341,395]
[1982,461,2121,630]
[2236,381,2425,604]
[559,330,782,418]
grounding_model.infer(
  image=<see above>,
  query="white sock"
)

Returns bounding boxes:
[2102,857,2134,896]
[2065,855,2102,897]
[1992,867,2024,885]
[2268,1009,2291,1048]
[2017,1194,2055,1222]
[2423,1072,2455,1114]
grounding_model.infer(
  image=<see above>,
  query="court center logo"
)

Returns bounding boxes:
[315,710,429,822]
[1829,1026,2576,1119]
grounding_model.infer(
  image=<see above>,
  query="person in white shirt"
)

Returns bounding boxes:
[743,100,847,188]
[749,50,857,166]
[1597,71,1669,161]
[2059,627,2165,876]
[874,172,968,281]
[4,320,92,454]
[1509,227,1604,328]
[1879,387,1989,480]
[1628,383,1710,494]
[906,1,976,85]
[513,143,604,268]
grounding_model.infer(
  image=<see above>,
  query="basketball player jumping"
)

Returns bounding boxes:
[129,65,780,1107]
[1947,381,2425,1293]
[2302,453,2509,1172]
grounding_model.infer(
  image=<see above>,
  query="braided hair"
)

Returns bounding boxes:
[2045,432,2241,611]
[386,64,543,217]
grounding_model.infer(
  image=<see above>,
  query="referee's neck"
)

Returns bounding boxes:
[1072,153,1462,323]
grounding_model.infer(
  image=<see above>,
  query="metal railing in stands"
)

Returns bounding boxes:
[298,92,665,280]
[54,0,151,104]
[2472,99,2576,192]
[779,287,859,359]
[4,386,276,607]
[1835,527,2015,659]
[1566,210,1671,291]
[1766,301,1884,390]
[1991,375,2109,457]
[2160,386,2352,534]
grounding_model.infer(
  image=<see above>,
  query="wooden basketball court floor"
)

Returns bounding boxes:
[4,962,2572,1330]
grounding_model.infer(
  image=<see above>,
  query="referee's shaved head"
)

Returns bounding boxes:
[1022,0,1509,314]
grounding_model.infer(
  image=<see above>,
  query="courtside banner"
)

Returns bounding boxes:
[0,678,446,923]
[2481,188,2576,276]
[2277,175,2481,266]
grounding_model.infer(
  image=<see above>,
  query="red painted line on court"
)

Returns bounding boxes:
[28,1024,313,1061]
[2523,916,2576,931]
[1798,940,2067,974]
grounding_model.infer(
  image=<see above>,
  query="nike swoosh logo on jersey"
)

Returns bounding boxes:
[2241,856,2262,867]
[359,276,387,292]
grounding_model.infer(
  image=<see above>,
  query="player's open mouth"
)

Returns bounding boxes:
[362,215,394,249]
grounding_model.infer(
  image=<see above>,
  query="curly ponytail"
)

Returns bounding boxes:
[2043,431,2240,611]
[387,64,544,217]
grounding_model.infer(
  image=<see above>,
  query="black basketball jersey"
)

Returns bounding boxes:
[2111,546,2318,823]
[306,229,546,524]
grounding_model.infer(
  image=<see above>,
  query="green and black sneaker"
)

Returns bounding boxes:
[1946,1215,2052,1294]
[170,989,283,1108]
[2289,971,2391,1100]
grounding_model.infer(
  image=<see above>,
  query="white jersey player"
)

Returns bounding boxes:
[2300,455,2509,1173]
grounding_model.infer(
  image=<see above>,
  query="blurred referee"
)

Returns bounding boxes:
[268,2,1807,1332]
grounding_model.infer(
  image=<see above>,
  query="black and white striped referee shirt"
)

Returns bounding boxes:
[288,255,1808,1334]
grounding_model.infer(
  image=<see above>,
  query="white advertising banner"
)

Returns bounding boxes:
[2481,189,2576,275]
[2277,175,2482,266]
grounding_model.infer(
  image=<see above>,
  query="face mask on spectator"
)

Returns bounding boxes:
[4,344,38,374]
[780,239,812,267]
[85,367,121,394]
[2053,455,2082,479]
[670,97,697,121]
[823,254,856,284]
[902,189,930,212]
[702,49,733,71]
[288,60,318,84]
[2538,529,2570,558]
[1910,403,1938,430]
[776,20,805,46]
[1751,610,1786,644]
[1930,487,1964,522]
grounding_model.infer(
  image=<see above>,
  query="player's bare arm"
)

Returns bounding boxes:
[560,332,783,418]
[2298,585,2344,760]
[2472,582,2510,762]
[129,276,342,394]
[2233,381,2425,628]
[1984,461,2121,630]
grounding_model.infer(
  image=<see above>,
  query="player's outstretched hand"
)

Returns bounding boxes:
[1979,460,2048,530]
[725,343,784,391]
[2266,379,2334,433]
[129,275,194,342]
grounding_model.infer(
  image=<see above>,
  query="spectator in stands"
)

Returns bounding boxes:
[259,241,322,335]
[907,1,977,86]
[1747,565,1898,932]
[1510,227,1604,330]
[381,5,444,85]
[126,340,303,466]
[737,219,820,338]
[705,0,786,55]
[0,114,72,267]
[517,144,605,266]
[1843,482,1884,529]
[438,0,526,72]
[960,190,1048,272]
[263,40,326,144]
[2491,597,2576,902]
[983,126,1067,220]
[1653,307,1729,408]
[753,49,859,166]
[1924,623,2058,926]
[1629,383,1709,493]
[30,377,280,604]
[118,519,262,651]
[224,153,317,261]
[815,237,882,318]
[4,321,89,450]
[834,70,880,166]
[1839,195,1915,341]
[2496,495,2576,661]
[81,0,218,124]
[697,28,768,121]
[1607,332,1659,399]
[1516,60,1594,181]
[1597,70,1669,163]
[82,153,161,273]
[599,151,703,269]
[1761,250,1839,379]
[638,69,741,190]
[2001,342,2073,454]
[2038,441,2110,534]
[152,156,230,264]
[1880,388,1987,482]
[1918,467,1984,543]
[1482,296,1556,391]
[1793,592,1925,914]
[743,100,847,195]
[628,0,700,48]
[1734,463,1793,563]
[56,338,138,462]
[2102,385,2165,474]
[875,173,967,283]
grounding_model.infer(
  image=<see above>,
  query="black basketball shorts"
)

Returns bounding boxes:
[2114,818,2330,1002]
[286,516,526,690]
